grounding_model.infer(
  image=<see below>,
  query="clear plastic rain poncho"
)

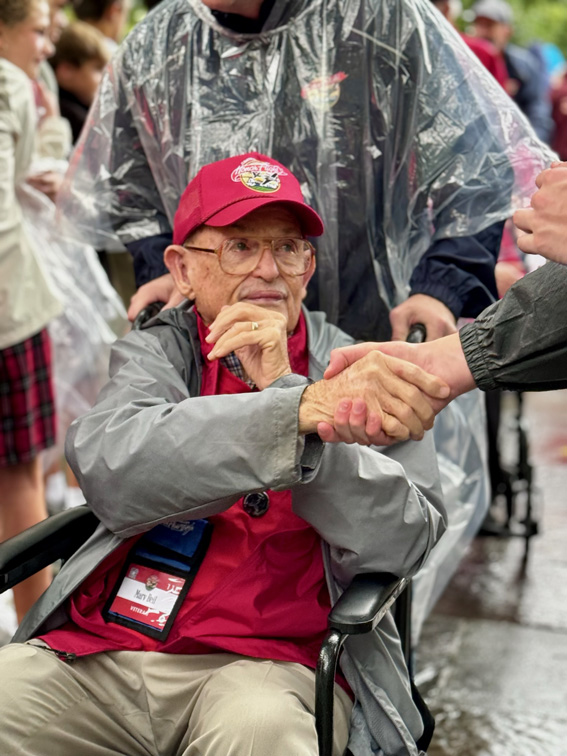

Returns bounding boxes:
[18,175,127,469]
[58,0,554,636]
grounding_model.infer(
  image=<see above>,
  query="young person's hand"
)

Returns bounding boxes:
[26,171,64,202]
[35,80,59,121]
[319,335,475,445]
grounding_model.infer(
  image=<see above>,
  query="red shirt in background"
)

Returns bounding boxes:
[461,34,509,90]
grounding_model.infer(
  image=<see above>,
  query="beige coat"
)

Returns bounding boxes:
[0,58,63,349]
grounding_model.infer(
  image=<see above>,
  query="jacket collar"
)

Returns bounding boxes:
[187,0,323,38]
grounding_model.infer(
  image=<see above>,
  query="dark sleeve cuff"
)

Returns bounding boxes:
[459,320,499,391]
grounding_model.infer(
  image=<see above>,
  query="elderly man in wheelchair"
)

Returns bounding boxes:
[0,153,447,756]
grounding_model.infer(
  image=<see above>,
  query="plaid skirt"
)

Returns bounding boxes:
[0,329,57,467]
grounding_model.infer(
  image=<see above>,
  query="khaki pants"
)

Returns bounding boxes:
[0,643,352,755]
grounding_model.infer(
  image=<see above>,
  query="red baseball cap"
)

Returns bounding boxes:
[173,152,324,245]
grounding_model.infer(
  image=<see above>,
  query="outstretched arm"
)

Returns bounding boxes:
[324,260,567,425]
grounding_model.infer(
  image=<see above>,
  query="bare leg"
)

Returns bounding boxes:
[0,458,51,622]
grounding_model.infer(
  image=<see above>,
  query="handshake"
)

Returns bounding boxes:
[298,345,451,446]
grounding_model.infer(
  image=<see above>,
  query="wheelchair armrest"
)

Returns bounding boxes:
[327,573,409,635]
[0,506,99,593]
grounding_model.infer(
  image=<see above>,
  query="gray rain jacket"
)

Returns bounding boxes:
[15,305,446,756]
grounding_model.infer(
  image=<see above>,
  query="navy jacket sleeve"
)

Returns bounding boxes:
[409,220,504,318]
[125,232,172,287]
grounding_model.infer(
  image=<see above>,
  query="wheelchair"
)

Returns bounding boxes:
[0,310,434,754]
[0,505,431,756]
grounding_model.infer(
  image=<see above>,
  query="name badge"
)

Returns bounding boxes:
[103,519,212,641]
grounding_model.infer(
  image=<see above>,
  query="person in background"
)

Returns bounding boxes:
[471,0,553,143]
[50,21,109,143]
[429,0,508,88]
[38,0,70,97]
[58,0,535,346]
[69,1,136,314]
[72,0,130,54]
[48,0,69,44]
[0,0,63,621]
[31,0,73,202]
[551,71,567,162]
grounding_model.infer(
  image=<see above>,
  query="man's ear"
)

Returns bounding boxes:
[164,245,196,300]
[300,254,316,300]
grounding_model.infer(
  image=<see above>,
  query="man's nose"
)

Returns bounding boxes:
[252,245,279,279]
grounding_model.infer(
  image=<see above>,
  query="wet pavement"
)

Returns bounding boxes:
[418,390,567,756]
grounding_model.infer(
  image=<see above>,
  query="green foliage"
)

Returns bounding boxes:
[127,0,148,31]
[65,0,148,35]
[461,0,567,55]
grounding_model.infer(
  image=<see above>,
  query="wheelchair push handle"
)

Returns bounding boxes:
[132,301,166,331]
[406,323,427,344]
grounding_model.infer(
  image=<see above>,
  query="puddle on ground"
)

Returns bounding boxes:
[427,702,567,756]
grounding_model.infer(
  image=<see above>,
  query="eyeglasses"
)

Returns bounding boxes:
[182,237,315,276]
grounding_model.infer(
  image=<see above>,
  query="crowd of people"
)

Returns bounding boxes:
[0,0,565,755]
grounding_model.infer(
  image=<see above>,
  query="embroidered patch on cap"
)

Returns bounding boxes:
[231,157,287,193]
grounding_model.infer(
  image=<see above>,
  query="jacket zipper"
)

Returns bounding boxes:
[46,647,77,662]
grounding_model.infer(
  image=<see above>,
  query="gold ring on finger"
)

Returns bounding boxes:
[251,321,259,331]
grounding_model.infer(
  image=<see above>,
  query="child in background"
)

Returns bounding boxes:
[0,0,63,622]
[72,0,130,54]
[50,21,109,143]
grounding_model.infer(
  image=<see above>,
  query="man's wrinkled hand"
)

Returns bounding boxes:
[206,303,291,390]
[390,294,457,341]
[316,398,388,445]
